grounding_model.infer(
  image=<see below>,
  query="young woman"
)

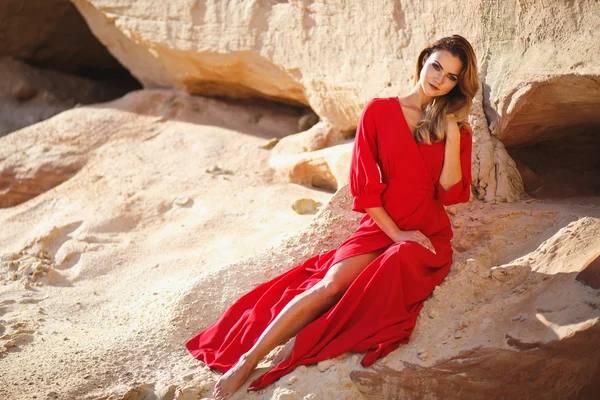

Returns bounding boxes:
[186,34,479,399]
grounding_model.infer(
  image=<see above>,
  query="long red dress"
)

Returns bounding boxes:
[185,97,473,391]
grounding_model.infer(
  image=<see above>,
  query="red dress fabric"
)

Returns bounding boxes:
[185,97,473,391]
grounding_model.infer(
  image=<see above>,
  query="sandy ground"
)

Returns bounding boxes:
[0,90,333,399]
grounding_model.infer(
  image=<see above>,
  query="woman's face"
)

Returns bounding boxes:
[419,50,463,97]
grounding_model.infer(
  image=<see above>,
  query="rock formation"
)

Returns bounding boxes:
[70,0,600,200]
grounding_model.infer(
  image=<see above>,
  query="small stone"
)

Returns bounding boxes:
[296,365,308,374]
[317,359,334,372]
[260,138,279,150]
[285,374,298,385]
[341,377,354,388]
[155,384,177,400]
[173,196,190,206]
[350,355,360,367]
[291,198,318,215]
[490,267,508,282]
[446,206,457,215]
[428,309,440,319]
[205,165,233,175]
[454,331,462,339]
[417,349,429,360]
[152,115,168,123]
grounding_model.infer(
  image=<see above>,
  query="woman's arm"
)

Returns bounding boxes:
[365,206,403,240]
[435,118,473,206]
[438,118,462,191]
[366,206,436,254]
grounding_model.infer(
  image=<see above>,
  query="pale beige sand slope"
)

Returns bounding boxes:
[0,90,333,400]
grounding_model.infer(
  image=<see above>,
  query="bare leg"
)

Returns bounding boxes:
[213,249,384,399]
[271,336,296,366]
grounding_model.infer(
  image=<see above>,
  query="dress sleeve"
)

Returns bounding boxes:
[434,123,473,206]
[349,100,387,213]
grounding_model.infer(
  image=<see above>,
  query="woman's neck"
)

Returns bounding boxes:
[402,83,434,110]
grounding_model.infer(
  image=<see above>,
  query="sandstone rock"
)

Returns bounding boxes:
[270,141,353,191]
[271,122,342,156]
[351,330,600,400]
[469,81,524,202]
[349,215,600,399]
[71,0,598,202]
[576,254,600,290]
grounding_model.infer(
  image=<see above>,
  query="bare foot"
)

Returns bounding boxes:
[271,337,295,366]
[213,353,256,400]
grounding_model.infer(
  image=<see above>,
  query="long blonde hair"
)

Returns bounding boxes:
[413,35,479,144]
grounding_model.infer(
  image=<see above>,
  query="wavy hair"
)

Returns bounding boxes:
[413,35,479,144]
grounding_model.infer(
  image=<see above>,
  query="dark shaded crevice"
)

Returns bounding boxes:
[0,0,142,137]
[500,75,600,199]
[508,125,600,199]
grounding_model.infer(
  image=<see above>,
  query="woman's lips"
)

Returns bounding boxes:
[429,82,440,91]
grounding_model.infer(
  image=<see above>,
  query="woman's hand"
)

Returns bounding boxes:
[392,230,436,254]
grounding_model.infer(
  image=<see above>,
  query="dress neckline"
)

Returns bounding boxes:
[393,97,444,147]
[394,96,419,144]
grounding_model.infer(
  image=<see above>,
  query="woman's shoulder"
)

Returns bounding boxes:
[362,97,398,116]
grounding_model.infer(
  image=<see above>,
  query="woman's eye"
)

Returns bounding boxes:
[432,64,440,70]
[448,76,457,82]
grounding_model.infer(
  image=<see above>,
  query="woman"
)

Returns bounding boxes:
[186,34,479,399]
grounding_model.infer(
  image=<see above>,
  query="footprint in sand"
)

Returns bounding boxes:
[0,222,88,287]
